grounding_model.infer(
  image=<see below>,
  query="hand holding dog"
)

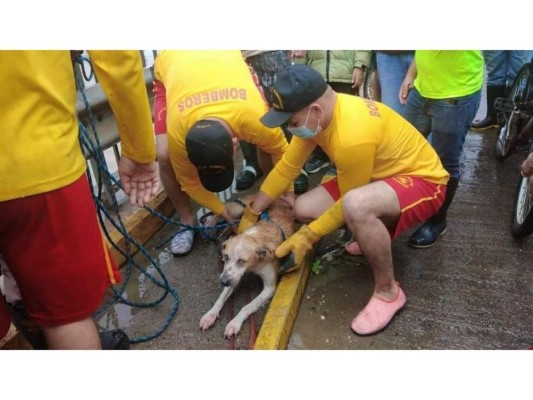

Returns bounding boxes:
[238,202,261,234]
[275,224,321,267]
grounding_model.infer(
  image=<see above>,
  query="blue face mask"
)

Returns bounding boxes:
[287,107,322,138]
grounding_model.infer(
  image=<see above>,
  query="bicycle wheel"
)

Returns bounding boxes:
[495,63,533,160]
[362,65,380,101]
[511,143,533,238]
[496,109,520,160]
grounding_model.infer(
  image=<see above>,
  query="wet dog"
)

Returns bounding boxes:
[199,199,295,338]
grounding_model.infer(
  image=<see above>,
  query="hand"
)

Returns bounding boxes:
[275,225,321,267]
[399,80,414,105]
[238,202,261,234]
[289,50,306,60]
[218,206,238,234]
[520,153,533,177]
[351,68,364,89]
[521,153,533,196]
[118,156,160,207]
[279,191,295,211]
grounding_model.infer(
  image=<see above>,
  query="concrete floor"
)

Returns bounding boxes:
[95,126,533,350]
[289,130,533,350]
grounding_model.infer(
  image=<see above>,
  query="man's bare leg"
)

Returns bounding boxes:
[342,181,406,335]
[343,181,400,299]
[42,317,101,350]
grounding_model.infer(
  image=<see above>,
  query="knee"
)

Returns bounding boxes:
[294,195,320,223]
[342,191,367,224]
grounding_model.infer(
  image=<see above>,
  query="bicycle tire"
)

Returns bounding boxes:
[496,63,533,160]
[496,110,520,160]
[362,65,380,101]
[511,141,533,238]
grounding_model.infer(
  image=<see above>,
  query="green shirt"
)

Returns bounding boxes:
[414,50,483,99]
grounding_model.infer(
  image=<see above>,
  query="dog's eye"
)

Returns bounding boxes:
[223,254,229,262]
[237,259,246,266]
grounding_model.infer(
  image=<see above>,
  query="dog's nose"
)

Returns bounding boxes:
[220,276,231,287]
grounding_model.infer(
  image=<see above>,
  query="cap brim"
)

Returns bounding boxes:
[260,109,295,128]
[199,168,235,193]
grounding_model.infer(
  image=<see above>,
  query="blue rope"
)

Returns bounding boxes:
[74,55,183,343]
[73,55,241,342]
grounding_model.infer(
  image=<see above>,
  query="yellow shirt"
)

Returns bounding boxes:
[153,50,289,215]
[0,50,155,202]
[261,94,449,236]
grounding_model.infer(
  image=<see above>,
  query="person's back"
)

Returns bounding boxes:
[152,50,290,248]
[1,51,83,200]
[155,51,277,154]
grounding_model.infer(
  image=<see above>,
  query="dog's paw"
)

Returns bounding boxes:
[199,312,218,331]
[224,320,243,338]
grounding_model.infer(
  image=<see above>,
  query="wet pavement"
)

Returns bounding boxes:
[94,125,533,350]
[87,82,533,350]
[289,130,533,350]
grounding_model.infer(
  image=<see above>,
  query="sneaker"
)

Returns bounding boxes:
[236,165,262,191]
[304,155,330,174]
[294,171,309,194]
[170,229,195,256]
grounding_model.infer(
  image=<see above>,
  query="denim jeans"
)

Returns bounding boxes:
[483,50,533,86]
[376,51,414,116]
[404,88,481,179]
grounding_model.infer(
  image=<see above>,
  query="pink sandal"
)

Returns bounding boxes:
[351,282,406,335]
[345,241,363,256]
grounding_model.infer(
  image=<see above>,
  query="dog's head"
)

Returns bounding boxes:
[219,234,273,287]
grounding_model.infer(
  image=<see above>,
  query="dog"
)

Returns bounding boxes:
[199,198,295,338]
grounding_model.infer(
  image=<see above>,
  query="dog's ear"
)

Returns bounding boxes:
[256,246,272,259]
[221,237,232,251]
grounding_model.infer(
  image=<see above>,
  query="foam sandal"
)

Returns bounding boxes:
[351,282,406,335]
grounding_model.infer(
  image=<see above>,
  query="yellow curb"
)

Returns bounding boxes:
[254,256,312,350]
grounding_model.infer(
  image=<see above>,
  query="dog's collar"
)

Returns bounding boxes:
[259,210,293,272]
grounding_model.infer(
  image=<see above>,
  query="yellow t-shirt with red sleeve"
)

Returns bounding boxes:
[261,94,450,236]
[153,50,289,215]
[0,50,155,202]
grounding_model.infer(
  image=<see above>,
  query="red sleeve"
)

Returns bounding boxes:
[153,80,167,134]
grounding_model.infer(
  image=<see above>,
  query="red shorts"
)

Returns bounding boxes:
[322,176,446,239]
[0,300,10,340]
[0,175,122,327]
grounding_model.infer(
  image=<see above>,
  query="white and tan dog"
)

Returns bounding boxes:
[199,199,295,338]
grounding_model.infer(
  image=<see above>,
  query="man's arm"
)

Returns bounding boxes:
[88,50,159,206]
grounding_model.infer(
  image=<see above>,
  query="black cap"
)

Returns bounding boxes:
[185,120,234,192]
[260,64,327,128]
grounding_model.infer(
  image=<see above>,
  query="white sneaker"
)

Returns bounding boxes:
[170,230,195,256]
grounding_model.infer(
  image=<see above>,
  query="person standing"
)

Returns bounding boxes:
[471,50,533,131]
[400,50,483,247]
[237,50,309,194]
[0,50,159,349]
[375,50,415,116]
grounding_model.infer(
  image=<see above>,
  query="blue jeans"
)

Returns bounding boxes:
[376,52,414,116]
[483,50,533,86]
[404,88,481,179]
